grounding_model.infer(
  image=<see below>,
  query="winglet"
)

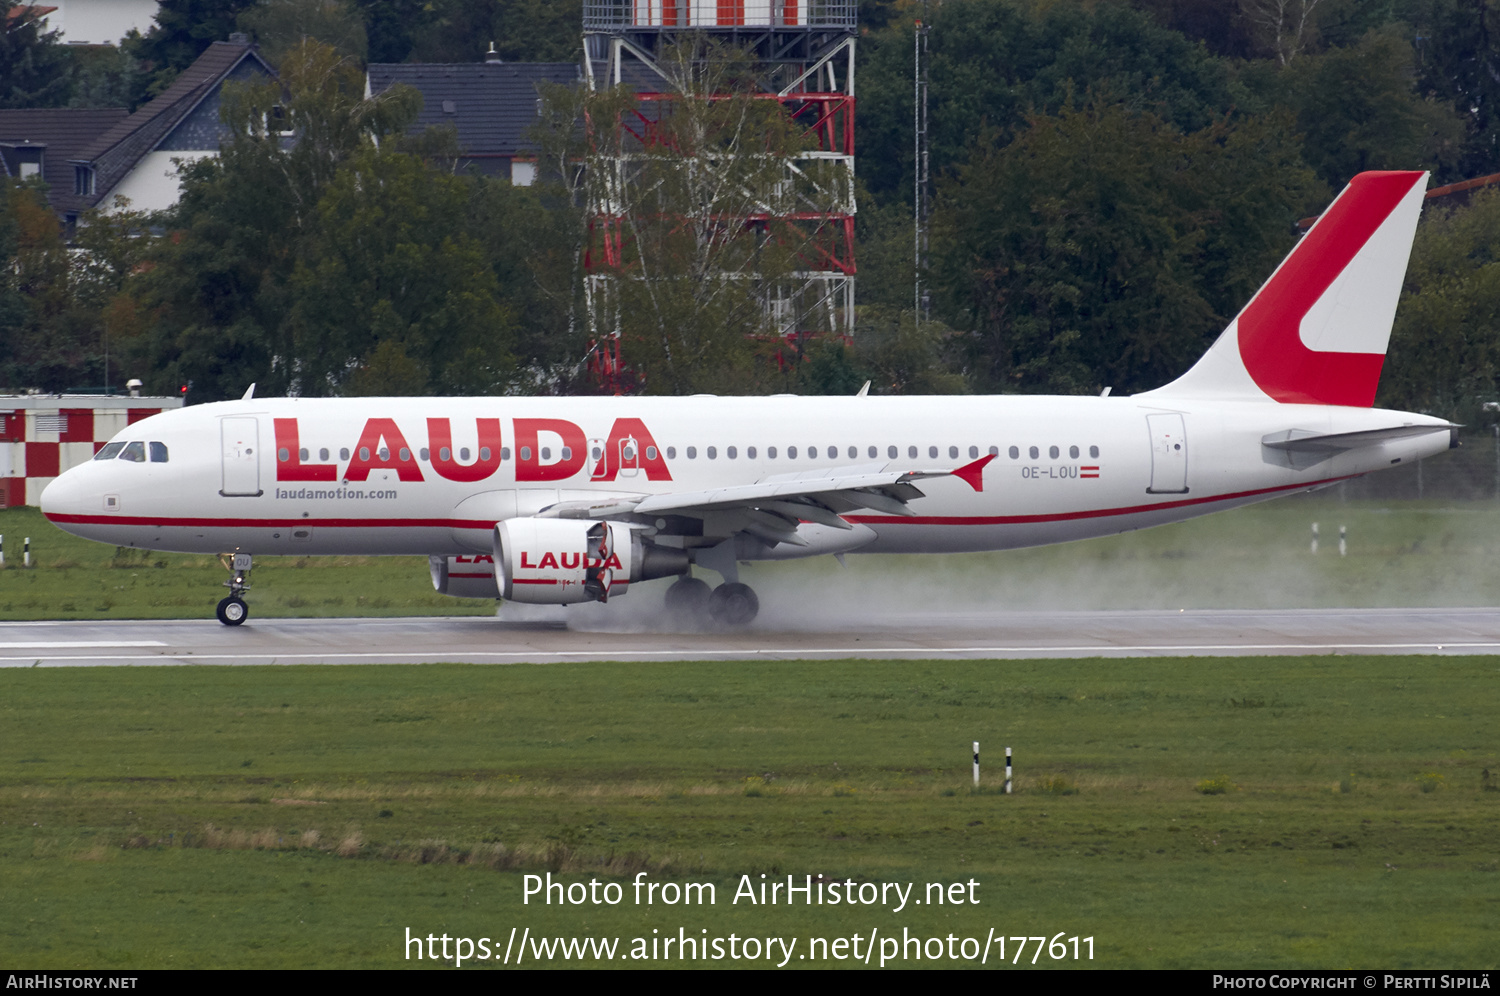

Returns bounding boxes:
[241,383,256,401]
[951,454,995,492]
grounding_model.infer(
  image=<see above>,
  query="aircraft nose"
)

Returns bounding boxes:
[39,463,89,521]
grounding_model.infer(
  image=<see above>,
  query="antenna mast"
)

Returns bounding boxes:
[914,9,931,324]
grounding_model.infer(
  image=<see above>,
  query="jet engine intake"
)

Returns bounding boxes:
[494,517,632,604]
[492,517,690,604]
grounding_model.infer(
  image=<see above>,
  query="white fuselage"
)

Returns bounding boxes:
[40,394,1452,560]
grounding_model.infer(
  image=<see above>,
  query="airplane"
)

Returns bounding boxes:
[40,170,1455,627]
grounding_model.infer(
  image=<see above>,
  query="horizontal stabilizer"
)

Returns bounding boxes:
[1261,424,1453,452]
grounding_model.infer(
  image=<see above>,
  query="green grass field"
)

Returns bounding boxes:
[4,491,1499,968]
[2,657,1496,969]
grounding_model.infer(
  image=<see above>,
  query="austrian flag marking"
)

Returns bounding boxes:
[1080,466,1100,479]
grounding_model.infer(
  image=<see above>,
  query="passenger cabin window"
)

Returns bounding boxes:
[1009,446,1020,459]
[1090,445,1100,458]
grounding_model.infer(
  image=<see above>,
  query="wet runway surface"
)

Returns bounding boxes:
[4,606,1500,666]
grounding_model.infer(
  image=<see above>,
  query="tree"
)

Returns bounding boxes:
[283,145,517,396]
[0,4,71,107]
[126,40,543,400]
[0,180,153,391]
[551,39,835,395]
[1410,0,1500,180]
[856,0,1242,203]
[1237,0,1326,64]
[237,0,368,67]
[126,40,422,399]
[410,0,583,64]
[124,0,261,97]
[1380,189,1500,426]
[1275,26,1465,187]
[934,101,1322,395]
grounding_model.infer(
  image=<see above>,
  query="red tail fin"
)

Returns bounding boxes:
[1144,170,1428,406]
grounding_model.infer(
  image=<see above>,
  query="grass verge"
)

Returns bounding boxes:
[2,656,1497,968]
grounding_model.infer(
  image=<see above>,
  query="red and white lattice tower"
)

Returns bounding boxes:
[582,0,857,391]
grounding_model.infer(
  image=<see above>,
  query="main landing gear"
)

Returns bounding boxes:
[664,575,759,627]
[216,551,252,626]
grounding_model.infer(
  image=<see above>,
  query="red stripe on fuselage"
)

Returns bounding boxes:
[43,514,499,530]
[43,476,1355,533]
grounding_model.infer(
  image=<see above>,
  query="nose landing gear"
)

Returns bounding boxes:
[216,551,252,626]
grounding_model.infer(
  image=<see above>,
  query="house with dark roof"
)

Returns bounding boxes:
[0,107,129,212]
[367,56,581,184]
[65,37,275,222]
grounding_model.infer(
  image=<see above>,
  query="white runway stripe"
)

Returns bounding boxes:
[2,641,1499,665]
[0,641,168,649]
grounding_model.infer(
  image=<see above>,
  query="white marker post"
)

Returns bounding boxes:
[0,534,5,567]
[23,537,30,568]
[972,741,979,788]
[1005,747,1013,795]
[1339,525,1347,557]
[1311,522,1319,555]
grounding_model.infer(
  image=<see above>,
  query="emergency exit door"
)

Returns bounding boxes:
[1146,413,1189,494]
[220,417,262,496]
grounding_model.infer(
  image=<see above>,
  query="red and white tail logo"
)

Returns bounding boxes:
[1145,170,1428,407]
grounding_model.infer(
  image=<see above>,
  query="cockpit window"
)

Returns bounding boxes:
[149,441,168,463]
[118,441,146,462]
[94,442,125,461]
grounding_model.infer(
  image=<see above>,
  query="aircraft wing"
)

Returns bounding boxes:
[536,455,994,548]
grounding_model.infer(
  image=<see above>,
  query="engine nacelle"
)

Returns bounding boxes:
[494,517,634,604]
[429,554,501,599]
